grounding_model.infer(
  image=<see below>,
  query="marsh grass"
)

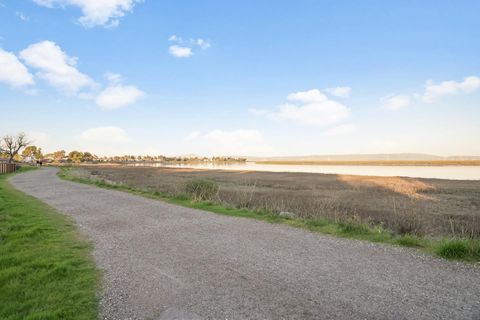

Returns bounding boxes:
[59,167,480,262]
[0,167,99,319]
[184,179,219,201]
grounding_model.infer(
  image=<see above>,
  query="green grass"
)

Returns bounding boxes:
[58,167,480,262]
[434,239,480,260]
[0,167,99,319]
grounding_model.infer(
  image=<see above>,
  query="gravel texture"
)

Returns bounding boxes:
[10,168,480,320]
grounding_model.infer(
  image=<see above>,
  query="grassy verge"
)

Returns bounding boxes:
[0,167,99,319]
[58,167,480,262]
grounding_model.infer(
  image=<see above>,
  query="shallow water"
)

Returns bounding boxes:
[127,162,480,180]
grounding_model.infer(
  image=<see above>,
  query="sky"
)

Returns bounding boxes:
[0,0,479,157]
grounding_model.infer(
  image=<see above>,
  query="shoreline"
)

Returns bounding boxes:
[49,162,480,181]
[255,160,480,166]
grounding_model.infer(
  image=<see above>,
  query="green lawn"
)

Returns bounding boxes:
[0,168,99,320]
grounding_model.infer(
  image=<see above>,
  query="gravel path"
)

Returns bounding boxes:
[10,168,480,320]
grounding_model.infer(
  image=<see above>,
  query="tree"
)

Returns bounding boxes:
[68,151,84,163]
[53,150,66,162]
[82,152,94,162]
[22,146,43,160]
[1,133,30,163]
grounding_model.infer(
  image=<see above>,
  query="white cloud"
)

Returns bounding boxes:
[105,72,123,84]
[266,89,350,125]
[287,89,328,104]
[323,124,355,136]
[326,86,351,98]
[168,35,211,58]
[168,45,193,58]
[32,0,141,28]
[16,41,142,109]
[422,76,480,102]
[381,94,411,110]
[19,40,95,95]
[77,126,131,144]
[95,84,145,109]
[185,129,273,156]
[0,48,35,88]
[196,38,211,50]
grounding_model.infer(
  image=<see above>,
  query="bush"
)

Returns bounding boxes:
[185,179,219,201]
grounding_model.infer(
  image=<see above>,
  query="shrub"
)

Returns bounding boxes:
[185,179,219,201]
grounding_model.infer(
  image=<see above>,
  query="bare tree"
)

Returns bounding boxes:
[1,133,31,163]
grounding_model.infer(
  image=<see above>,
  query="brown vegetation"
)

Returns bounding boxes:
[68,166,480,238]
[257,160,480,166]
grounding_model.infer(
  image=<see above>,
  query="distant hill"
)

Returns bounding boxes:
[247,153,480,162]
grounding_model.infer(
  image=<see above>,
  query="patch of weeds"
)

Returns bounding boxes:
[339,222,372,235]
[184,179,219,201]
[304,219,329,228]
[172,194,189,201]
[395,234,422,247]
[434,239,480,261]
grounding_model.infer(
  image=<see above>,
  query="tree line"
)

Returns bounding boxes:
[1,133,247,164]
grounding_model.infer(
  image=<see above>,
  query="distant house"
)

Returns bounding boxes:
[23,156,36,164]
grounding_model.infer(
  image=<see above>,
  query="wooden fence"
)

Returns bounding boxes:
[0,163,16,174]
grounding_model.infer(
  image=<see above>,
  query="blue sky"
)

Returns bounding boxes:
[0,0,479,156]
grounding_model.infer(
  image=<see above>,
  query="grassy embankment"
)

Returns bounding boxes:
[0,167,98,320]
[58,167,480,262]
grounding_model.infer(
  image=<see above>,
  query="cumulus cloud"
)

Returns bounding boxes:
[0,48,35,88]
[168,45,193,58]
[323,124,355,136]
[381,94,411,110]
[381,75,480,110]
[287,89,327,103]
[422,76,480,102]
[326,86,351,98]
[267,89,350,125]
[185,129,273,156]
[74,126,134,155]
[168,35,211,58]
[5,41,143,108]
[19,40,95,95]
[95,84,145,109]
[32,0,141,28]
[76,126,131,144]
